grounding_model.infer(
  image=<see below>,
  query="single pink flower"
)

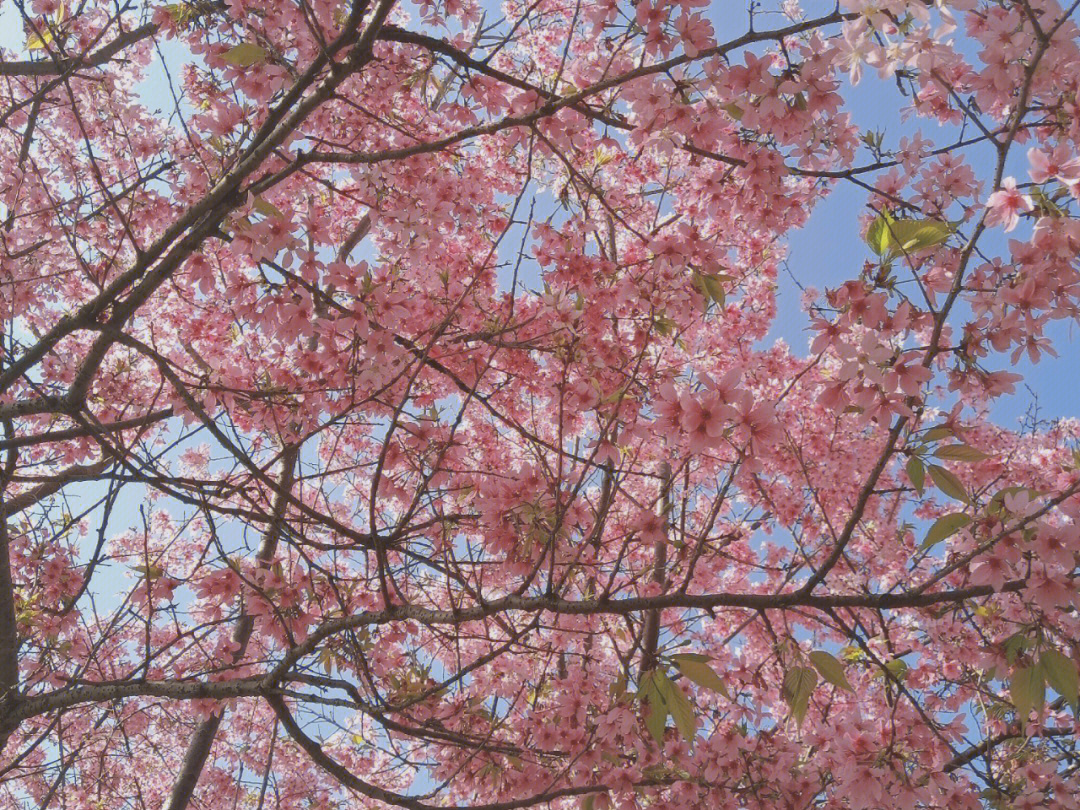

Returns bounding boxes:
[985,177,1033,232]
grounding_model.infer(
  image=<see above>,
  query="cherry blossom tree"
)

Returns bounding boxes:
[3,0,1080,808]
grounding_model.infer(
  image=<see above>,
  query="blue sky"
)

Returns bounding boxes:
[782,91,1080,429]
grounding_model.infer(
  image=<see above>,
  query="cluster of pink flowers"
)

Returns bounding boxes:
[4,0,1080,808]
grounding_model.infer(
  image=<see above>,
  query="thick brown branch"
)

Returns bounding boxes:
[0,408,173,452]
[0,23,157,77]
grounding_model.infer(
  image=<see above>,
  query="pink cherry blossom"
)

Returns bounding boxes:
[986,177,1034,232]
[3,2,1080,809]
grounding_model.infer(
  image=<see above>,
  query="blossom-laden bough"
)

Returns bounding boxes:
[2,0,1080,808]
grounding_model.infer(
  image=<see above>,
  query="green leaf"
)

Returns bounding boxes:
[582,796,595,810]
[653,315,677,337]
[841,645,864,662]
[865,215,951,258]
[253,197,286,220]
[877,658,909,682]
[921,512,972,550]
[222,43,268,67]
[933,444,989,463]
[27,28,56,50]
[610,671,628,702]
[782,665,817,727]
[865,215,891,256]
[906,456,926,495]
[927,465,970,503]
[655,670,696,743]
[26,4,65,50]
[593,146,616,167]
[1004,632,1032,666]
[1031,186,1064,217]
[922,425,954,442]
[885,219,952,254]
[989,486,1043,515]
[672,653,730,699]
[638,670,668,745]
[164,2,199,27]
[1041,649,1079,712]
[809,650,853,692]
[1011,663,1046,725]
[692,272,728,307]
[721,102,743,121]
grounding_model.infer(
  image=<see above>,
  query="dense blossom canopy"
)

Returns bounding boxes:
[3,0,1080,808]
